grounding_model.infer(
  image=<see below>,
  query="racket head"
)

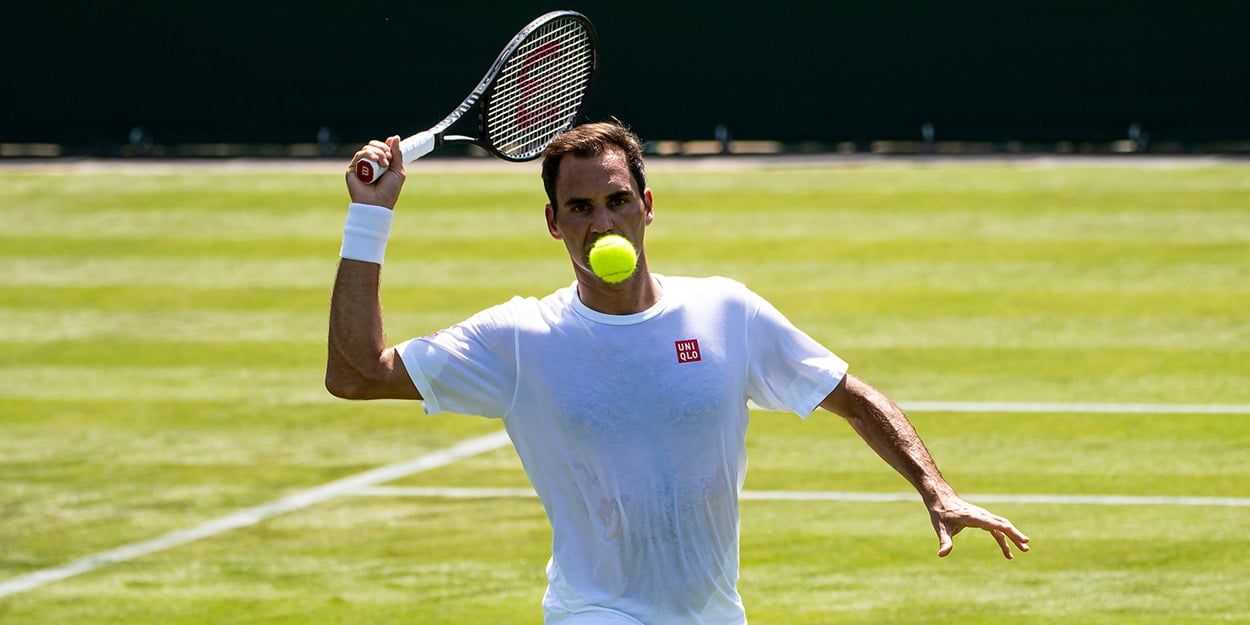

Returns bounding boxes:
[474,11,598,162]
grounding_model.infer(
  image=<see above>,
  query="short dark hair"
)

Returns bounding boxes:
[541,121,647,208]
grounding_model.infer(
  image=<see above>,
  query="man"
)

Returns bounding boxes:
[326,122,1029,625]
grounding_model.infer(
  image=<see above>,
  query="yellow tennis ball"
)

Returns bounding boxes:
[588,234,638,284]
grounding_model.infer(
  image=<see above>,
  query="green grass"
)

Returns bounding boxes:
[1,159,1248,624]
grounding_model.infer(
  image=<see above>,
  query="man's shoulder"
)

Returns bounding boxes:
[663,274,756,301]
[662,273,744,289]
[481,283,577,322]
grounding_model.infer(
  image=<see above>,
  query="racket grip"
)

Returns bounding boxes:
[355,131,437,184]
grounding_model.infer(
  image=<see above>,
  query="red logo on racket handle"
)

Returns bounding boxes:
[355,160,375,182]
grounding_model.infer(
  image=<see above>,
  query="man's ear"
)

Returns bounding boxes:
[643,189,655,226]
[545,204,563,240]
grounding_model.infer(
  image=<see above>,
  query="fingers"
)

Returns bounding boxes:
[386,135,406,176]
[349,138,396,172]
[971,517,1029,560]
[988,515,1031,558]
[1003,523,1031,556]
[936,524,954,558]
[993,529,1014,559]
[932,499,1030,560]
[345,137,407,209]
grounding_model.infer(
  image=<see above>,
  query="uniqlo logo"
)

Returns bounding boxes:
[675,339,702,364]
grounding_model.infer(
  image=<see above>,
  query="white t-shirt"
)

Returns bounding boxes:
[397,276,848,625]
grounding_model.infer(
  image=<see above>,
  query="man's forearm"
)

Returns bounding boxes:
[823,376,955,503]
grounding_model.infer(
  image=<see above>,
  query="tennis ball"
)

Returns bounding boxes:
[588,234,638,284]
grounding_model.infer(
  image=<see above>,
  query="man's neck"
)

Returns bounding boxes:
[576,269,663,315]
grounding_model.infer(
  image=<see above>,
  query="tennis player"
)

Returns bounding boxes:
[327,121,1029,625]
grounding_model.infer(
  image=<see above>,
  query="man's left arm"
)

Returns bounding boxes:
[820,374,1031,559]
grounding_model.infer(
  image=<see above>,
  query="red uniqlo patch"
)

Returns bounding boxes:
[675,339,702,364]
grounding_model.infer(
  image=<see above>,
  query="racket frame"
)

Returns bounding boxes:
[355,10,597,183]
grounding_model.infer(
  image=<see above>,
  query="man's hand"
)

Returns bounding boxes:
[346,135,407,209]
[819,376,1031,561]
[929,496,1030,559]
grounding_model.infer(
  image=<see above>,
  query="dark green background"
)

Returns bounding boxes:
[5,1,1247,151]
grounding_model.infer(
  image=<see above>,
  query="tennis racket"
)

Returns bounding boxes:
[356,10,597,183]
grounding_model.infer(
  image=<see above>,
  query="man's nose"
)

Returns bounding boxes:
[590,205,614,233]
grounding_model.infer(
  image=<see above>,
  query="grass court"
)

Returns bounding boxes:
[1,156,1248,623]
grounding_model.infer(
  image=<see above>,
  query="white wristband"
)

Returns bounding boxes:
[340,203,394,264]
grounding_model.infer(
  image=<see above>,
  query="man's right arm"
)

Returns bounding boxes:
[325,136,423,401]
[325,258,422,400]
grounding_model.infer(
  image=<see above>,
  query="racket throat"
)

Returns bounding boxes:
[439,134,478,146]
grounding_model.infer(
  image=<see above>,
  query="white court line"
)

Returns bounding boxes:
[0,431,512,599]
[741,400,1250,415]
[5,399,1248,598]
[361,486,538,499]
[898,401,1250,415]
[355,486,1250,508]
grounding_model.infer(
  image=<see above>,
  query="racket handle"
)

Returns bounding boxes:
[355,131,437,184]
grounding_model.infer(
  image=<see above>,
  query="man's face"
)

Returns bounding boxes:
[545,148,653,280]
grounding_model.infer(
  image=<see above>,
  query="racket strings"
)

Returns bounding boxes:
[489,63,590,156]
[486,18,594,159]
[490,79,588,152]
[491,20,592,101]
[489,42,591,151]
